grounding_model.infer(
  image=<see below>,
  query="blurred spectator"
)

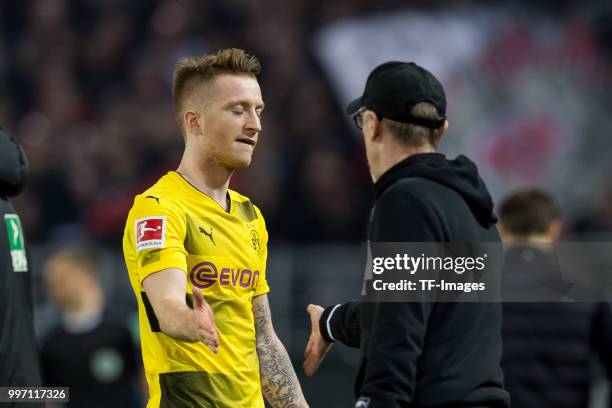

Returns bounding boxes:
[1,1,612,246]
[40,245,141,408]
[499,189,612,408]
[0,0,371,245]
[284,147,366,243]
[570,184,612,235]
[0,126,42,404]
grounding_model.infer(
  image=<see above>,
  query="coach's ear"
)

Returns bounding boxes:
[435,120,448,146]
[433,120,449,145]
[364,110,383,142]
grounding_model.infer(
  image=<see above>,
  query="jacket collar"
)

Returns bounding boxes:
[373,153,444,198]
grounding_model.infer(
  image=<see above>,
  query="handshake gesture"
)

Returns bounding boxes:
[303,304,333,376]
[191,287,219,353]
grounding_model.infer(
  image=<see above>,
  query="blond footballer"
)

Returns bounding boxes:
[123,49,308,408]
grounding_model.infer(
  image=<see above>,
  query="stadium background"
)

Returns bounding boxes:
[2,0,612,406]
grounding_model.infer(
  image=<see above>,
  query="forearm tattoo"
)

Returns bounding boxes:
[254,297,304,408]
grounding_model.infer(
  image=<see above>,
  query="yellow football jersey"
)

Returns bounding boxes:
[122,171,269,408]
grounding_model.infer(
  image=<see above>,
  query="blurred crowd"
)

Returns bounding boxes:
[3,1,612,407]
[0,0,378,246]
[1,0,612,248]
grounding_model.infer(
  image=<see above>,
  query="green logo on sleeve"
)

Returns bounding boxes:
[4,214,28,272]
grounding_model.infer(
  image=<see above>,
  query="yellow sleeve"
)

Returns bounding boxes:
[253,207,270,297]
[128,196,188,284]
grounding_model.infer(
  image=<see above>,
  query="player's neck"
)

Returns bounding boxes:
[176,159,232,211]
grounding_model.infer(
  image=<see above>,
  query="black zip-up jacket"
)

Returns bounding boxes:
[0,126,42,395]
[501,246,612,408]
[320,153,510,408]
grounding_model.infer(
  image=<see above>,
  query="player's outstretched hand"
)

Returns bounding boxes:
[303,304,332,377]
[192,287,219,353]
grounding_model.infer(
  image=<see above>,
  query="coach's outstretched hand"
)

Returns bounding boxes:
[192,287,219,353]
[303,304,332,376]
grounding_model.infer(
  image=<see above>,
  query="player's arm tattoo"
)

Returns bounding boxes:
[253,295,308,408]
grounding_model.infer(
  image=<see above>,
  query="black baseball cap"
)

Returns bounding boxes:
[346,61,447,129]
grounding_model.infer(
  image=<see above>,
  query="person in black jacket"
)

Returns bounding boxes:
[499,189,612,408]
[0,126,43,401]
[302,62,510,408]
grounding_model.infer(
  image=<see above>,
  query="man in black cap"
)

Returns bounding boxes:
[303,62,509,407]
[0,126,43,405]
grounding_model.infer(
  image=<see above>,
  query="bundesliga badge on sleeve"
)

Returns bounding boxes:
[135,216,166,251]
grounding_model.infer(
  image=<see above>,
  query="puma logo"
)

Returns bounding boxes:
[145,195,160,204]
[199,226,215,246]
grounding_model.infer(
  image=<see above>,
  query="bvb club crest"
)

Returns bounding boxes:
[250,229,262,258]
